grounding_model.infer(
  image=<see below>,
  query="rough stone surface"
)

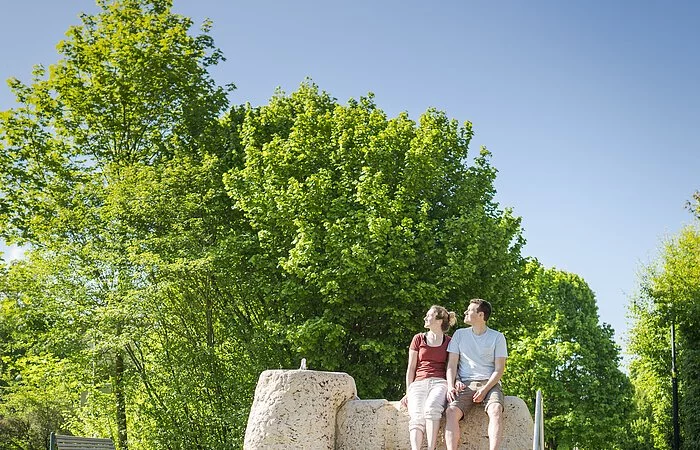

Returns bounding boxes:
[337,397,533,449]
[336,399,399,450]
[244,370,533,449]
[243,369,357,450]
[443,396,534,450]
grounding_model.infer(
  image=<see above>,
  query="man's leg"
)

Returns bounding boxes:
[486,402,503,450]
[444,405,463,450]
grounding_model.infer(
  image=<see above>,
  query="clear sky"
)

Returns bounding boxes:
[2,0,699,360]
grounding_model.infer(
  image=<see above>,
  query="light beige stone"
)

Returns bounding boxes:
[336,399,397,450]
[335,397,532,449]
[243,369,357,450]
[244,370,533,450]
[441,396,534,450]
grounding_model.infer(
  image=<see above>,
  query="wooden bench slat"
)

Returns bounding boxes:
[54,445,115,449]
[56,445,114,448]
[53,434,116,450]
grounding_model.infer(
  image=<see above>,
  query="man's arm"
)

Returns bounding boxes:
[446,352,460,402]
[473,357,506,403]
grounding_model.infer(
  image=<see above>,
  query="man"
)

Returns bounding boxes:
[445,299,507,450]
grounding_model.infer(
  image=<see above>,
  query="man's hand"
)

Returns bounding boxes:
[472,387,486,403]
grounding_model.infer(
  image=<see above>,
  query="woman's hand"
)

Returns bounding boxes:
[400,394,408,408]
[447,380,466,402]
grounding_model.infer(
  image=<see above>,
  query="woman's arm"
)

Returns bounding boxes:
[400,349,419,407]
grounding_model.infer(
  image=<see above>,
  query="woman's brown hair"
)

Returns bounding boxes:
[431,305,457,332]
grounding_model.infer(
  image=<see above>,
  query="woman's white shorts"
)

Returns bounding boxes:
[407,377,448,433]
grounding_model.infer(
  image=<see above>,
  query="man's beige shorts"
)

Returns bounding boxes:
[449,380,504,416]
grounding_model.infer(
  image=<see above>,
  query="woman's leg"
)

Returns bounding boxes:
[424,379,449,450]
[407,379,428,450]
[410,428,425,450]
[425,418,440,450]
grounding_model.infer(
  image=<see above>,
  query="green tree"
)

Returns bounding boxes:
[625,296,673,449]
[0,254,91,450]
[505,261,634,449]
[627,193,700,449]
[0,0,230,448]
[104,108,277,448]
[223,83,526,398]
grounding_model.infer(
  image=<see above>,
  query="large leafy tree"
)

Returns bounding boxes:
[1,2,635,447]
[627,192,700,449]
[224,83,526,397]
[103,109,278,448]
[0,254,92,450]
[0,0,229,448]
[505,261,634,449]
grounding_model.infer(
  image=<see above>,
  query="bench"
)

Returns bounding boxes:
[50,432,116,450]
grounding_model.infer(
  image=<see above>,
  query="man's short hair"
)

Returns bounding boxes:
[470,298,492,322]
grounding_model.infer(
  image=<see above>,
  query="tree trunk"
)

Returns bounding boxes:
[115,350,129,450]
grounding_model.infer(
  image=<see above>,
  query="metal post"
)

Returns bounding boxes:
[533,390,544,450]
[671,320,680,450]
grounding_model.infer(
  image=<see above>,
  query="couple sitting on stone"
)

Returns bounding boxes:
[399,299,507,450]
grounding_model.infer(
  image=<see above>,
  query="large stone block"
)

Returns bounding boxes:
[243,369,357,450]
[244,370,533,449]
[335,397,533,449]
[336,399,397,450]
[443,396,534,450]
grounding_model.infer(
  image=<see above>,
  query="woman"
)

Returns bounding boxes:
[400,305,457,450]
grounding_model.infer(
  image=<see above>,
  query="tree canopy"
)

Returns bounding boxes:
[222,85,526,397]
[627,192,700,449]
[0,1,643,449]
[0,0,233,448]
[505,261,634,449]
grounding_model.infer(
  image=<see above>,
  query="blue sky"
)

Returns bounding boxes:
[2,0,699,360]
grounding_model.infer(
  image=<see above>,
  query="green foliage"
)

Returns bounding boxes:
[0,1,642,448]
[505,261,634,449]
[626,295,673,450]
[0,255,94,450]
[0,0,232,448]
[106,103,284,448]
[223,83,525,397]
[0,0,228,243]
[627,206,700,450]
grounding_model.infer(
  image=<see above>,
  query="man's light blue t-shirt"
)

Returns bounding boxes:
[447,327,508,381]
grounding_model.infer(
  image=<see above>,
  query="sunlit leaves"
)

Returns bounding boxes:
[0,0,232,448]
[224,82,525,397]
[627,219,700,449]
[505,261,634,449]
